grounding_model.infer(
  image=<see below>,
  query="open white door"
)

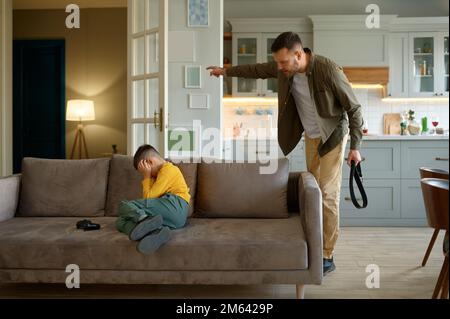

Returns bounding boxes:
[128,0,168,157]
[0,0,13,176]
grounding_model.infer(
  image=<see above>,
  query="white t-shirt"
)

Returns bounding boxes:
[291,72,321,139]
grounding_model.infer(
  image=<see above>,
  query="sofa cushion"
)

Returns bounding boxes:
[18,158,110,217]
[105,155,197,217]
[0,216,307,271]
[195,159,289,218]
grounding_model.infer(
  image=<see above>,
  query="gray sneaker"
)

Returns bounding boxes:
[137,226,172,255]
[323,257,336,276]
[129,215,163,241]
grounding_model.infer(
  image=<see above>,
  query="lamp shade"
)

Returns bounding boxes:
[66,100,96,121]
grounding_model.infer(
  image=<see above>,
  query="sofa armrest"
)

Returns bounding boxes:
[0,174,21,222]
[298,171,323,284]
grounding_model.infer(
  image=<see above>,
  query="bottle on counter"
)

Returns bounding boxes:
[421,117,428,133]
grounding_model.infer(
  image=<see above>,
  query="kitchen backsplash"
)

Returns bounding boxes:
[224,88,449,138]
[223,99,278,139]
[356,88,449,135]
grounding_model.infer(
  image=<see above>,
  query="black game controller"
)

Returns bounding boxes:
[76,219,101,231]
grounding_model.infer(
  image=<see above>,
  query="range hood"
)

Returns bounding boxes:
[343,67,389,96]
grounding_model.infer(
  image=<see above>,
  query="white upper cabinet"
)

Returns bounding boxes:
[388,32,409,97]
[388,17,449,98]
[228,18,313,97]
[233,33,260,97]
[309,15,397,67]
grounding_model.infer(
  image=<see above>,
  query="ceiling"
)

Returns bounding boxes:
[13,0,127,9]
[13,0,449,17]
[225,0,449,18]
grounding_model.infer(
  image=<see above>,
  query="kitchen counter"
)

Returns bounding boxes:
[223,134,449,141]
[361,134,449,140]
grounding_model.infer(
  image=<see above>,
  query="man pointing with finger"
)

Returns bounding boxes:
[207,32,364,276]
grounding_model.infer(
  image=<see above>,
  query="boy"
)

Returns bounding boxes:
[116,145,190,254]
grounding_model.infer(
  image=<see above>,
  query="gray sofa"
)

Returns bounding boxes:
[0,155,323,298]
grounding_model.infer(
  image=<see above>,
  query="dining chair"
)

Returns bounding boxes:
[419,168,449,266]
[420,178,449,299]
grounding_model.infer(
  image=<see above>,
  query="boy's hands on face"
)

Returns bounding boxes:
[138,160,152,179]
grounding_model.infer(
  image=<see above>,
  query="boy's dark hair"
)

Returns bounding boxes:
[133,144,161,170]
[271,32,303,53]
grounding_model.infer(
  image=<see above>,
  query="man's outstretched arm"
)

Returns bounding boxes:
[207,62,278,79]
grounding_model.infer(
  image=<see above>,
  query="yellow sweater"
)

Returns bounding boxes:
[142,162,191,204]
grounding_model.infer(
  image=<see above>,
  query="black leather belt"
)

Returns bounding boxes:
[349,161,368,209]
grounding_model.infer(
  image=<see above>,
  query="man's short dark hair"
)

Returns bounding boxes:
[271,32,303,53]
[133,144,161,170]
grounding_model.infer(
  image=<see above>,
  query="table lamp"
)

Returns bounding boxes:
[66,99,96,159]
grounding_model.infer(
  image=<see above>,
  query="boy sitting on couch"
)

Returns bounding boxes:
[116,145,190,254]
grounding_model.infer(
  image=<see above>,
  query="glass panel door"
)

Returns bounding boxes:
[129,0,167,156]
[411,35,435,95]
[264,36,278,96]
[235,35,258,95]
[444,35,449,95]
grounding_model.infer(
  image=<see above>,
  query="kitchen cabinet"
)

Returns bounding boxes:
[340,138,449,226]
[400,140,449,179]
[342,141,401,179]
[287,139,307,172]
[232,33,279,97]
[400,179,426,219]
[400,140,449,220]
[309,15,396,67]
[340,179,401,219]
[409,32,449,97]
[388,33,410,97]
[388,18,449,98]
[228,18,313,97]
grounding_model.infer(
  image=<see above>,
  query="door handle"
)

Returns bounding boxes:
[153,108,163,132]
[345,196,362,201]
[435,157,449,161]
[344,157,366,162]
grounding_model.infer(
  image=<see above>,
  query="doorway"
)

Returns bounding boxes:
[13,40,66,174]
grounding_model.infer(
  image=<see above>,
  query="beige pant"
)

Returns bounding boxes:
[304,134,349,259]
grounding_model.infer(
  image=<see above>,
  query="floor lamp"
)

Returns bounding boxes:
[66,100,96,159]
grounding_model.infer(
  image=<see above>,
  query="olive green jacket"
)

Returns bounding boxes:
[226,49,364,157]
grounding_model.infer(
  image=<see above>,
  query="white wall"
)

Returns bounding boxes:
[13,9,128,160]
[224,0,449,19]
[168,0,223,153]
[0,0,13,177]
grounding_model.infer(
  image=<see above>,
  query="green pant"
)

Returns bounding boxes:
[116,193,189,236]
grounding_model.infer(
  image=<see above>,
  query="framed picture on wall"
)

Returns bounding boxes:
[185,65,201,88]
[187,0,209,27]
[188,93,210,109]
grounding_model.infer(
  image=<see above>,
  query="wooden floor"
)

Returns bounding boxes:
[0,227,447,299]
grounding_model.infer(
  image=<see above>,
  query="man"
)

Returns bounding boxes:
[207,32,364,276]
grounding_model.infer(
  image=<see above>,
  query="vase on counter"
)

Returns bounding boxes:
[407,109,421,135]
[408,120,421,135]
